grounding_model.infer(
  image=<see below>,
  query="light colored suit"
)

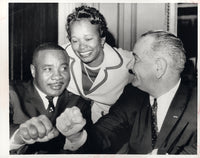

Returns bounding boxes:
[64,43,132,122]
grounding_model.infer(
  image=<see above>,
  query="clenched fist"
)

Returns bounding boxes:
[56,106,86,137]
[14,115,59,145]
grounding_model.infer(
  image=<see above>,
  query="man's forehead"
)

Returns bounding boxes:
[35,49,68,63]
[37,49,68,59]
[133,36,154,54]
[138,36,154,46]
[38,49,64,55]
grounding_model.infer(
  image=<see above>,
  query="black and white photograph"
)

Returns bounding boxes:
[0,1,198,157]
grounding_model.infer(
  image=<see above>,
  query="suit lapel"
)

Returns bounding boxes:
[87,44,123,94]
[156,82,190,153]
[48,90,69,125]
[70,57,84,96]
[24,82,47,117]
[129,94,153,154]
[25,83,70,125]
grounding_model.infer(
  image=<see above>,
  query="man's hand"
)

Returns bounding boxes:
[14,115,59,145]
[56,106,86,137]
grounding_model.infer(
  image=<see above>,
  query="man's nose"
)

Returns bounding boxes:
[52,70,63,80]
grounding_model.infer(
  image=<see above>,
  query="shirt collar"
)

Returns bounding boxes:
[150,79,181,105]
[33,83,58,109]
[149,79,181,132]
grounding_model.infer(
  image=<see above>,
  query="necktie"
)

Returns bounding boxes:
[151,98,158,149]
[46,96,55,117]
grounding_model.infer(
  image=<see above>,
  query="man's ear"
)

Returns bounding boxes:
[155,58,167,79]
[101,37,106,47]
[30,64,36,78]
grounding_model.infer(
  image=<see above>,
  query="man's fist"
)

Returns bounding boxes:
[14,115,59,144]
[56,106,86,137]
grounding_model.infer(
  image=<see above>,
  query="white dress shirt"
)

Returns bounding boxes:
[149,79,181,154]
[34,85,58,109]
[150,79,181,132]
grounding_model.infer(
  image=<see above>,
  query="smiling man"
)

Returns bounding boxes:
[56,30,197,154]
[9,43,91,154]
[31,43,70,97]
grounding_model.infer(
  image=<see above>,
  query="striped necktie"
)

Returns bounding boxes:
[151,98,158,149]
[46,96,55,118]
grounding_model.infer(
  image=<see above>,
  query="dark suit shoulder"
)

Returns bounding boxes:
[67,92,91,109]
[112,83,147,112]
[179,81,197,114]
[10,80,34,98]
[181,83,197,126]
[168,82,197,154]
[104,84,147,129]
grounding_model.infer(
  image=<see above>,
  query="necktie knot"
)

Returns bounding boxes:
[46,96,54,102]
[152,98,157,109]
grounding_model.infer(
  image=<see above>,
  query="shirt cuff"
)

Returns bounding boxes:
[63,130,87,151]
[10,129,25,150]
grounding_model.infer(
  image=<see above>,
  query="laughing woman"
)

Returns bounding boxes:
[63,5,133,123]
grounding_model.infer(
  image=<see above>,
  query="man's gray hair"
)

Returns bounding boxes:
[141,30,186,73]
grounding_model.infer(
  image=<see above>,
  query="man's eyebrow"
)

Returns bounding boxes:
[61,63,69,66]
[62,61,69,64]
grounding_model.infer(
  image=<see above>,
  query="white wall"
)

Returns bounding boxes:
[136,3,166,39]
[58,3,81,45]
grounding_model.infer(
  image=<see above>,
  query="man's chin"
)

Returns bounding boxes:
[48,89,65,96]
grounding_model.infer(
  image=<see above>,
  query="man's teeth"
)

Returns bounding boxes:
[52,85,62,90]
[80,51,91,56]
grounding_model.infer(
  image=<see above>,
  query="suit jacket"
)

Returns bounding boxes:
[85,81,197,154]
[10,80,92,154]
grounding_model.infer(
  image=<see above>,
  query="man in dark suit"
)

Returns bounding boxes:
[9,43,91,154]
[55,30,197,154]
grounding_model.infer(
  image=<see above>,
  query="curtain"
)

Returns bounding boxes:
[9,3,58,81]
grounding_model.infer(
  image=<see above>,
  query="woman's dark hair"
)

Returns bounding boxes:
[66,5,108,41]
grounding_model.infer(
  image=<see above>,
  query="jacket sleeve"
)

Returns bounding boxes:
[84,101,136,153]
[9,84,28,137]
[83,84,141,154]
[9,84,29,154]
